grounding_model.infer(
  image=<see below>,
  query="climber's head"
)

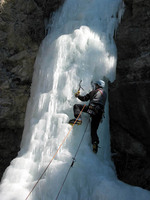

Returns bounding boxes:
[94,80,105,89]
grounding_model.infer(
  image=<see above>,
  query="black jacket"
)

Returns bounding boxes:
[78,88,107,108]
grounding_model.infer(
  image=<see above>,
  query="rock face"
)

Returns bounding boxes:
[0,0,149,191]
[0,0,64,181]
[109,0,150,190]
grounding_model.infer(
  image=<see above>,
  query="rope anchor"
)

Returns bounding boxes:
[71,157,76,167]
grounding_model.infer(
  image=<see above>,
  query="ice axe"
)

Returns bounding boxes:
[75,80,84,97]
[78,80,84,92]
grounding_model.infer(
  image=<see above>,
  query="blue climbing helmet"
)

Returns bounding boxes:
[94,80,105,88]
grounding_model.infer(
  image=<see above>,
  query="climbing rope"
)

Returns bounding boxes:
[55,117,90,200]
[24,105,86,200]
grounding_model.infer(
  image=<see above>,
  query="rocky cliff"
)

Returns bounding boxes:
[0,0,149,191]
[109,0,150,190]
[0,0,64,181]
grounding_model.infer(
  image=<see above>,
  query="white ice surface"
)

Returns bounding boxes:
[0,0,150,200]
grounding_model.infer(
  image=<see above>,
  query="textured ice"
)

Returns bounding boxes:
[0,0,150,200]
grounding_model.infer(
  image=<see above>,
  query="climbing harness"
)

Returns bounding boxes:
[24,105,86,200]
[55,117,90,200]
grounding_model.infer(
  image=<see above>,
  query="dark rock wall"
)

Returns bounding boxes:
[0,0,64,181]
[0,0,149,191]
[109,0,150,190]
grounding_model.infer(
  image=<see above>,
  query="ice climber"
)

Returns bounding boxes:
[69,80,107,153]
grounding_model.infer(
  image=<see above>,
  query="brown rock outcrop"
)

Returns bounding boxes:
[0,0,64,181]
[109,0,150,190]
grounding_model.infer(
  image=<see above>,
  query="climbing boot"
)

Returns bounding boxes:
[93,142,98,153]
[69,118,82,125]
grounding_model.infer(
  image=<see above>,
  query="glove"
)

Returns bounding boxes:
[75,90,80,97]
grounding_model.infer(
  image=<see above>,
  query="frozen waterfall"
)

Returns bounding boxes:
[0,0,150,200]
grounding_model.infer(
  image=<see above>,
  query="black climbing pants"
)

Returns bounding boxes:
[73,104,103,144]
